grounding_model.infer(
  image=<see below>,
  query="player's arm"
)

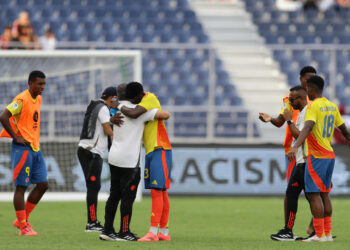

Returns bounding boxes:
[0,109,28,145]
[154,110,170,120]
[111,98,147,119]
[98,106,114,135]
[102,122,113,136]
[288,121,314,160]
[119,105,147,119]
[337,123,350,147]
[259,113,285,127]
[283,109,299,138]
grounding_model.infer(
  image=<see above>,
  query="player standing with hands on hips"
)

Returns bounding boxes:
[0,71,48,236]
[77,86,115,232]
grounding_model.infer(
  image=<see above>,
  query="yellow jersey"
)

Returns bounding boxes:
[305,97,344,159]
[138,92,171,154]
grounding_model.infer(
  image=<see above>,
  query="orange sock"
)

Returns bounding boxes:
[150,189,163,227]
[324,217,332,236]
[313,218,324,237]
[160,191,170,228]
[16,210,27,229]
[25,201,36,221]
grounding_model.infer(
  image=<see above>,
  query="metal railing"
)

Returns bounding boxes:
[1,42,349,144]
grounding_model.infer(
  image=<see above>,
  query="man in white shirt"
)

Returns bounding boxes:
[77,86,115,232]
[271,85,308,241]
[99,83,170,241]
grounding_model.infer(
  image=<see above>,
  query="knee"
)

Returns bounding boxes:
[286,188,300,198]
[37,182,49,193]
[87,178,101,191]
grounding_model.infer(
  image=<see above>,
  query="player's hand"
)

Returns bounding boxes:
[283,108,293,121]
[259,113,272,123]
[111,98,119,109]
[110,113,124,127]
[14,136,29,146]
[287,147,297,161]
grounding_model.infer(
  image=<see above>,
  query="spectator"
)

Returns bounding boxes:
[39,28,56,50]
[12,11,33,39]
[0,26,12,49]
[337,0,350,7]
[303,0,319,10]
[18,25,40,50]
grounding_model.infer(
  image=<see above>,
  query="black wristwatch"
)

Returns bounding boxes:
[287,120,292,125]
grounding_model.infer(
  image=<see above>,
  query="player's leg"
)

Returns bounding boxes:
[26,150,48,221]
[116,167,140,241]
[321,192,332,241]
[100,165,121,241]
[320,159,335,241]
[158,150,172,241]
[77,147,103,232]
[11,142,37,236]
[271,159,298,241]
[283,155,290,224]
[139,150,162,242]
[302,156,331,242]
[305,192,324,240]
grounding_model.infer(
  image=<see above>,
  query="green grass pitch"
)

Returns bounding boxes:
[0,196,349,249]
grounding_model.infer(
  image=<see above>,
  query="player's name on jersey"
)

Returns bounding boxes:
[320,106,336,112]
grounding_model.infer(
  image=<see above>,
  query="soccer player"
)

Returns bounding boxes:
[113,82,172,242]
[100,83,170,241]
[259,66,316,240]
[0,71,48,236]
[77,86,115,232]
[288,75,350,242]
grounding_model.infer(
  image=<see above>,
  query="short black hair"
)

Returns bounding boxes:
[126,81,144,99]
[28,70,45,83]
[290,85,306,92]
[307,75,324,92]
[300,66,316,77]
[117,83,127,101]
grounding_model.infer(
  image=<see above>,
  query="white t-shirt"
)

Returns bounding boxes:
[108,100,158,168]
[293,106,307,164]
[78,103,110,158]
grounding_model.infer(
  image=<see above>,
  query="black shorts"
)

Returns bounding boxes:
[287,163,305,191]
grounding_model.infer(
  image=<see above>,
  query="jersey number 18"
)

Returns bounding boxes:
[322,114,334,138]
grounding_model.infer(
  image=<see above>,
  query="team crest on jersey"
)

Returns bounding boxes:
[33,111,39,122]
[12,102,19,109]
[25,177,29,183]
[152,180,158,185]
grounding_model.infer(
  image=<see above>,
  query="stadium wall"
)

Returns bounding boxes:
[0,143,349,197]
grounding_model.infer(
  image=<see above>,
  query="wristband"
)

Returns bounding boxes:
[117,104,124,110]
[287,120,292,125]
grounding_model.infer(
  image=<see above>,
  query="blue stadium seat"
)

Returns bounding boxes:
[300,34,315,43]
[303,9,319,20]
[265,33,279,44]
[339,34,350,44]
[319,33,335,44]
